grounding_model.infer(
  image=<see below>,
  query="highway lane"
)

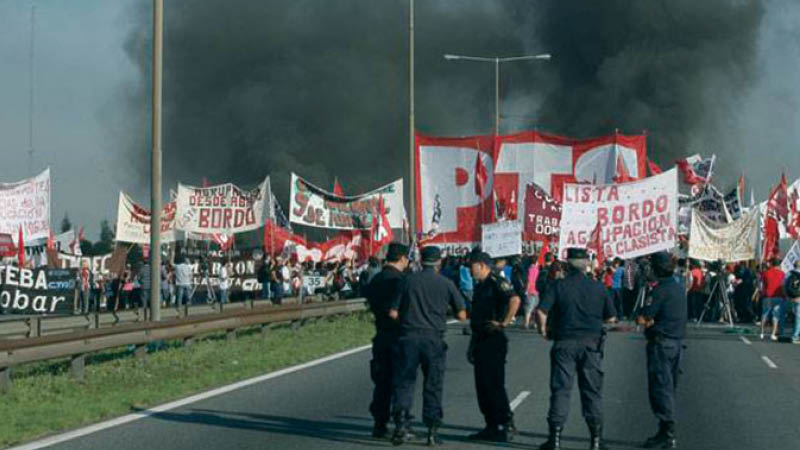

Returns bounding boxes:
[24,322,800,450]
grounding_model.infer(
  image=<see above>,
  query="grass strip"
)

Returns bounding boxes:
[0,313,375,448]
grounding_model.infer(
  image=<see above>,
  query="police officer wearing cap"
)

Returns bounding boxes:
[536,248,617,450]
[363,242,410,439]
[636,252,686,449]
[389,246,467,446]
[466,251,522,443]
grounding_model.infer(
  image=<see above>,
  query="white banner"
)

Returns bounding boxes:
[289,173,404,230]
[688,208,759,262]
[115,192,178,244]
[558,169,679,260]
[0,168,50,241]
[482,221,522,258]
[175,177,270,234]
[781,242,800,273]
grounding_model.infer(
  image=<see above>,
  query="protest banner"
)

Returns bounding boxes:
[178,247,266,299]
[289,173,404,230]
[0,168,51,241]
[688,208,759,262]
[781,241,800,273]
[523,183,561,242]
[57,252,113,276]
[116,192,178,244]
[175,177,271,234]
[482,221,523,258]
[558,169,678,260]
[415,131,647,247]
[0,265,76,315]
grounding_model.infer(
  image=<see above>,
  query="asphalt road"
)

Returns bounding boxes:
[29,322,800,450]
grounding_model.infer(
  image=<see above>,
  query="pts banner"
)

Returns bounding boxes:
[176,177,271,234]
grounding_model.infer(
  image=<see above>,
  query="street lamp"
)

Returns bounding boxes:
[443,53,551,134]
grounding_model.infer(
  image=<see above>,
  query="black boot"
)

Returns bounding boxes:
[468,425,498,441]
[426,424,443,446]
[539,424,562,450]
[496,420,517,443]
[588,424,608,450]
[391,412,415,446]
[643,421,677,449]
[372,422,390,439]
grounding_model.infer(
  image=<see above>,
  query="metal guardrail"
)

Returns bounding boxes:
[0,296,322,340]
[0,298,367,393]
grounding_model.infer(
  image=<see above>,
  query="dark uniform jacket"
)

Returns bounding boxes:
[642,276,687,341]
[364,265,405,334]
[539,270,616,341]
[471,273,516,334]
[391,267,465,335]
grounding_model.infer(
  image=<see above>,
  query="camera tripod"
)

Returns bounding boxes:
[696,275,736,327]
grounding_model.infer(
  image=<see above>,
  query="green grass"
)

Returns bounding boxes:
[0,313,375,448]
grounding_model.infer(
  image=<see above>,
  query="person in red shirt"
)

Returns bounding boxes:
[760,259,786,341]
[687,261,705,321]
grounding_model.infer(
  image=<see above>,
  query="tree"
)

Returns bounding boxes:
[79,240,94,256]
[93,220,114,255]
[127,244,143,267]
[60,213,72,233]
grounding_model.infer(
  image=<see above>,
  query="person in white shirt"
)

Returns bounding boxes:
[219,261,232,304]
[174,257,194,309]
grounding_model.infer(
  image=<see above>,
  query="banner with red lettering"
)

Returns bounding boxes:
[416,131,647,248]
[289,173,404,230]
[523,183,561,242]
[175,177,271,234]
[0,168,51,242]
[115,192,178,244]
[557,169,678,260]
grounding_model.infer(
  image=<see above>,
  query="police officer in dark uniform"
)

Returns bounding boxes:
[636,252,686,449]
[363,243,410,439]
[466,251,522,443]
[536,248,617,450]
[389,246,467,446]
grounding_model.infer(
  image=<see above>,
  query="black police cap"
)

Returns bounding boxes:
[469,251,493,267]
[385,242,409,262]
[420,246,442,264]
[567,248,589,260]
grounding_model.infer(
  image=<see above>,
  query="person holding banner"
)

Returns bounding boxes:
[219,261,232,304]
[536,248,617,450]
[636,252,687,449]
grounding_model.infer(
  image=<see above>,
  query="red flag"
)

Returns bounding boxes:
[333,178,345,197]
[369,196,394,252]
[17,226,25,267]
[738,174,746,203]
[587,218,605,266]
[475,154,488,197]
[647,159,663,176]
[46,230,55,251]
[767,173,789,223]
[762,216,780,262]
[537,240,550,267]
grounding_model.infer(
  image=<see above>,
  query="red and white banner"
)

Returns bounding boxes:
[289,173,404,230]
[677,154,715,185]
[558,169,678,260]
[0,233,14,258]
[116,192,178,244]
[523,183,561,243]
[0,168,51,242]
[176,177,270,234]
[416,132,647,248]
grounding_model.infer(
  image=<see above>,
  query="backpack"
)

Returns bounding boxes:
[785,271,800,298]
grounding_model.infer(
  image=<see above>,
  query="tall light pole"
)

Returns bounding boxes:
[408,0,415,246]
[443,53,551,135]
[150,0,163,321]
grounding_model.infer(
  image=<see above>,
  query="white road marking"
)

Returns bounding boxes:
[740,336,752,345]
[761,355,778,369]
[8,344,373,450]
[509,391,531,411]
